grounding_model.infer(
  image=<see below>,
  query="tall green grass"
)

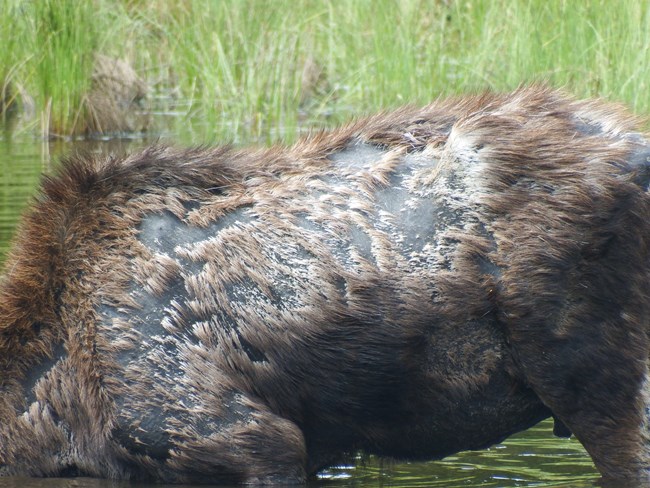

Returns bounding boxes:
[32,0,99,135]
[1,0,649,143]
[0,0,25,118]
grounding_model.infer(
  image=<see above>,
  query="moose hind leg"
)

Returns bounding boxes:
[510,320,650,483]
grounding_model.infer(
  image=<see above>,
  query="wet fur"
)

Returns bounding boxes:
[1,86,649,484]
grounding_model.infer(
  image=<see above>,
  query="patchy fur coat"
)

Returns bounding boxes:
[1,87,649,484]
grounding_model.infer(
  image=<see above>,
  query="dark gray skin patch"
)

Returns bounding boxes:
[137,211,203,276]
[403,149,438,167]
[103,206,267,364]
[348,225,373,262]
[295,207,376,274]
[315,227,376,270]
[372,162,463,260]
[294,212,321,234]
[374,186,413,215]
[328,141,387,170]
[374,189,441,254]
[475,222,501,280]
[138,211,201,254]
[237,332,268,363]
[296,207,376,269]
[627,143,650,189]
[112,408,172,459]
[325,141,452,263]
[99,268,188,368]
[630,147,650,167]
[573,118,605,137]
[138,207,255,253]
[23,340,67,406]
[571,119,650,189]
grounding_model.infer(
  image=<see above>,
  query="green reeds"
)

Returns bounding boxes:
[32,0,98,136]
[1,0,649,143]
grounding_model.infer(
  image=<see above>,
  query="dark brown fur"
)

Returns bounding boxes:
[1,86,649,484]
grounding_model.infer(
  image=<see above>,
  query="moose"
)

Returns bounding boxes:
[0,87,649,484]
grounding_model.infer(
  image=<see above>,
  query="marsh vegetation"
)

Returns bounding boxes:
[0,0,649,142]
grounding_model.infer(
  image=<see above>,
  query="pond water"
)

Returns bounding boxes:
[0,136,601,487]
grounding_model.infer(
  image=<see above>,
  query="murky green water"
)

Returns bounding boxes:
[0,137,600,487]
[0,421,601,488]
[0,421,600,488]
[0,136,162,261]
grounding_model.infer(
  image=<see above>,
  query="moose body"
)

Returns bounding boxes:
[1,87,649,484]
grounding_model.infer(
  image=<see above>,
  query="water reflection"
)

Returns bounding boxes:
[0,136,156,262]
[0,420,601,488]
[316,420,598,487]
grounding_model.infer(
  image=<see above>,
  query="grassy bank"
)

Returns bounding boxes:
[1,0,649,143]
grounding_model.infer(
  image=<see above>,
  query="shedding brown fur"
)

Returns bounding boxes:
[0,86,649,484]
